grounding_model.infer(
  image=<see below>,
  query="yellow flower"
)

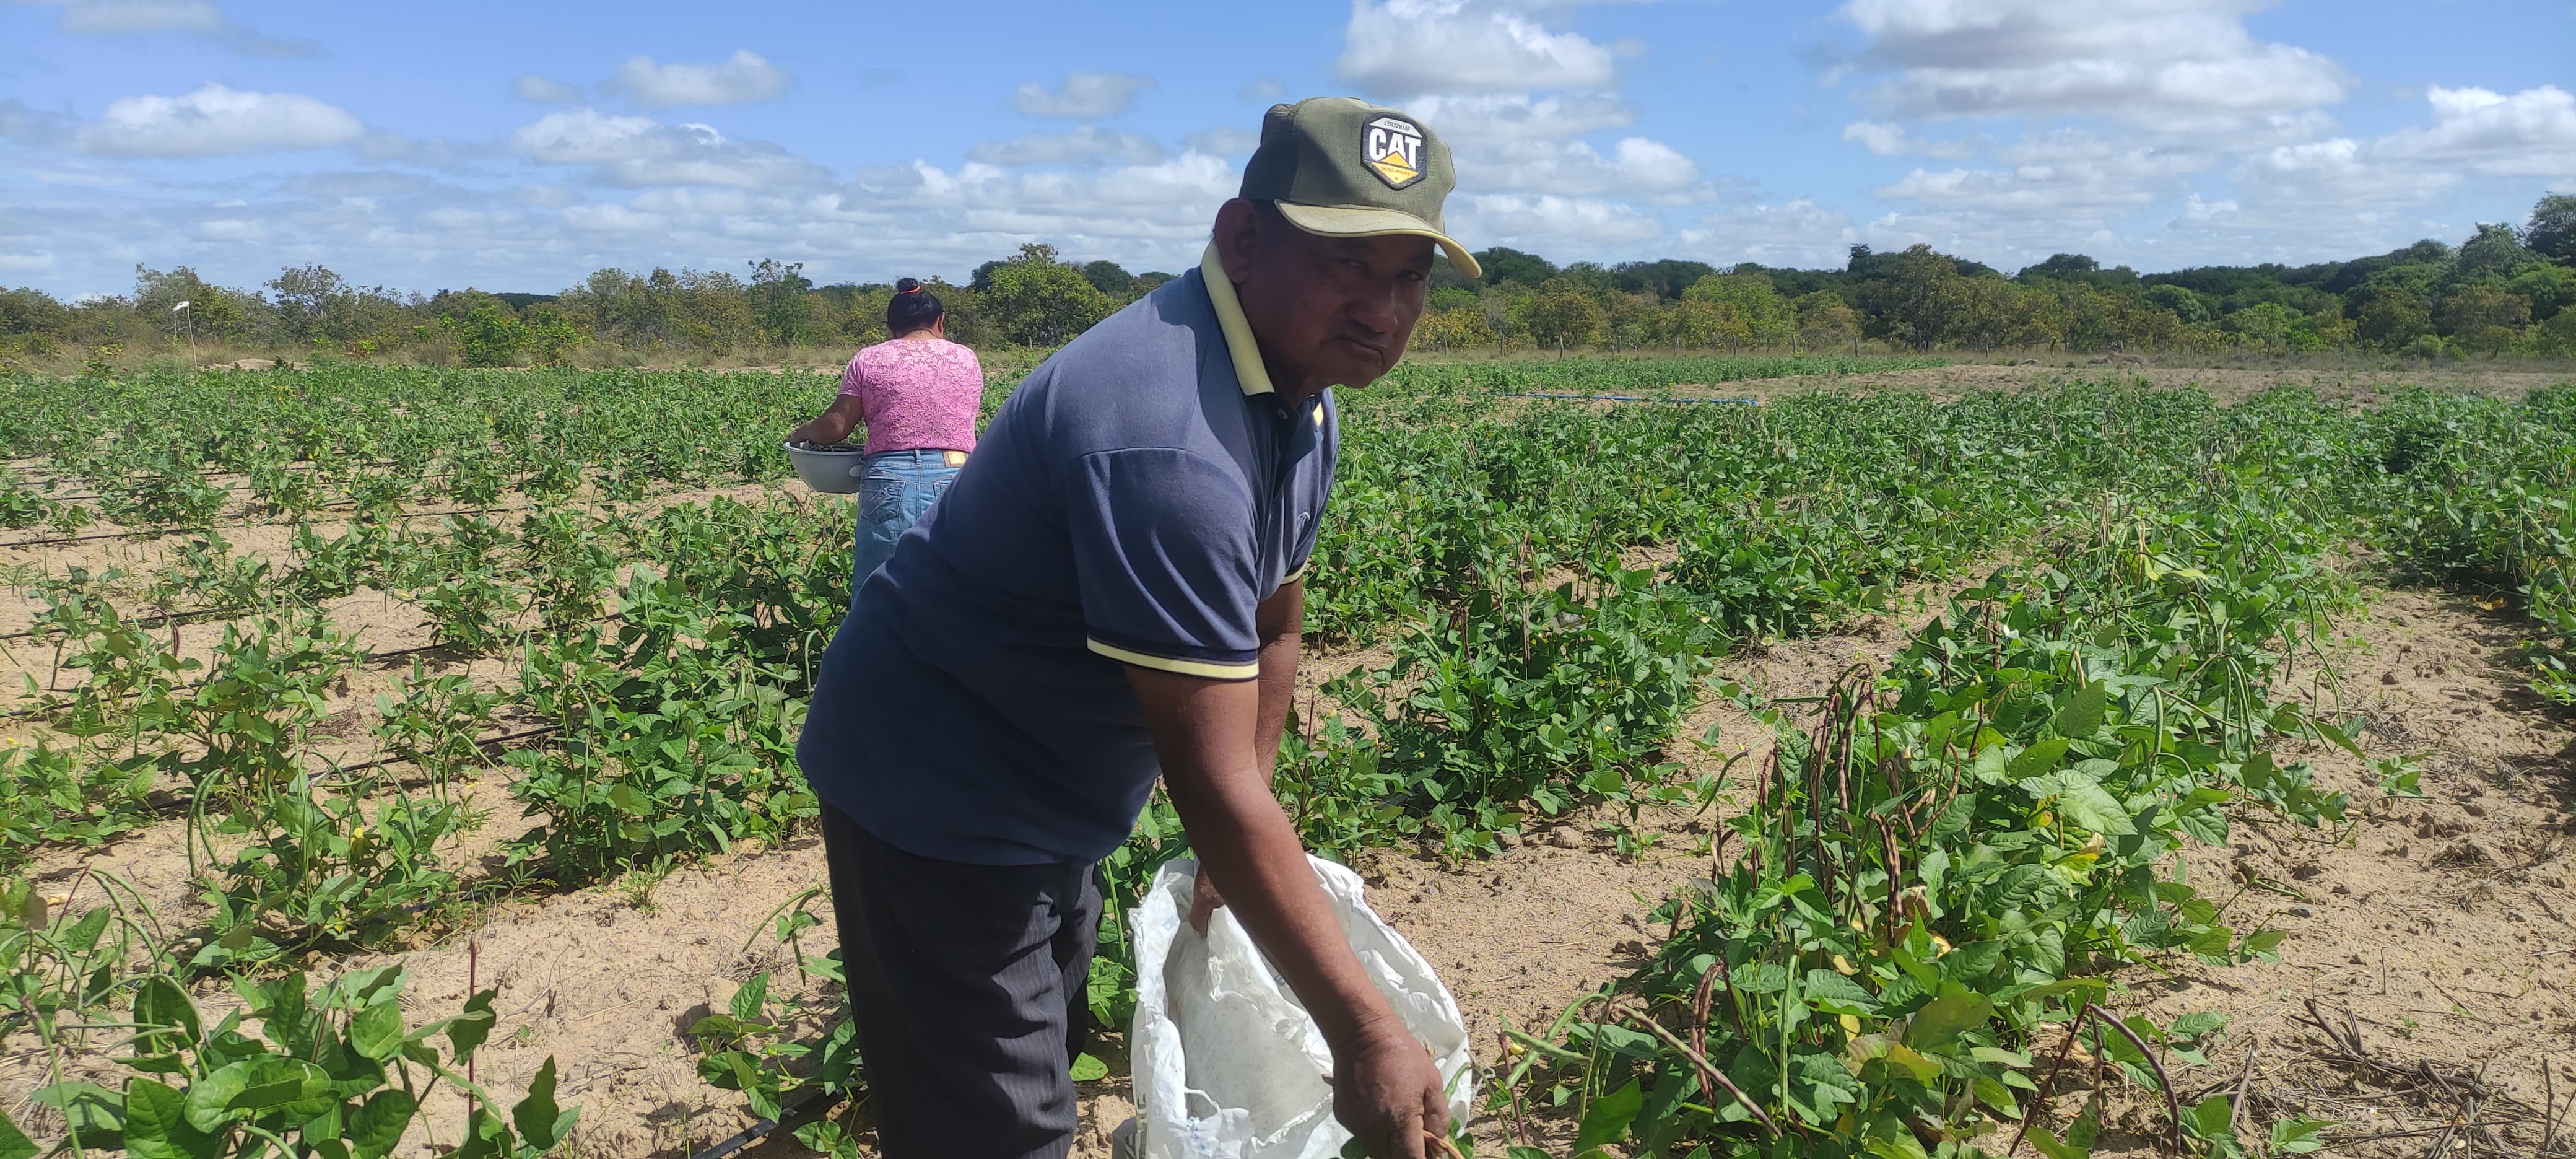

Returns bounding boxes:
[1931,934,1954,956]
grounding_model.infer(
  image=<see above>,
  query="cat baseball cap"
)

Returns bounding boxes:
[1239,97,1481,279]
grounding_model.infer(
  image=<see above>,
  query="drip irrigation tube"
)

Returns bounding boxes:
[684,1088,848,1159]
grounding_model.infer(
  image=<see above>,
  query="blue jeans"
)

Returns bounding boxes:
[853,449,962,585]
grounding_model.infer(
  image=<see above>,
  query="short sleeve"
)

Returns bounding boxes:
[1067,448,1262,680]
[835,351,867,398]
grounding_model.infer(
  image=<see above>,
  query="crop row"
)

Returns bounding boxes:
[1,367,2570,1156]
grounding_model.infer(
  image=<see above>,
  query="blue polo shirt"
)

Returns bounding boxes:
[795,252,1338,865]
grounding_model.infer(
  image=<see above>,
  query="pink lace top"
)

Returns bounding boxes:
[837,338,985,455]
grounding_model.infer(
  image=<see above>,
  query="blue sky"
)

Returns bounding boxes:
[2,0,2570,298]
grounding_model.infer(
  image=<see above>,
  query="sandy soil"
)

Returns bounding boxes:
[2057,587,2576,1158]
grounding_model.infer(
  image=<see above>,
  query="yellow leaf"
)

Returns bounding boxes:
[1840,1013,1862,1035]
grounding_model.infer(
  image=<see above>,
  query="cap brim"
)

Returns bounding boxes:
[1275,202,1481,281]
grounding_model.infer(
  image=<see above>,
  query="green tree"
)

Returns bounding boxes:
[2527,193,2576,265]
[2450,222,2537,284]
[1524,277,1606,349]
[0,286,68,337]
[1868,245,1960,352]
[440,296,529,367]
[2505,263,2576,320]
[1079,260,1136,298]
[1682,273,1791,348]
[2143,284,2213,325]
[1792,291,1859,352]
[133,265,249,343]
[2354,288,2434,348]
[1474,247,1558,287]
[747,258,815,346]
[526,306,584,365]
[984,243,1116,346]
[2436,284,2530,351]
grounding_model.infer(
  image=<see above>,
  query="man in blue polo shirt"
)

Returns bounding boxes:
[794,97,1480,1158]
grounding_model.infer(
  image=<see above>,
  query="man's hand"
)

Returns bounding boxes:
[1333,1020,1452,1159]
[1188,867,1225,934]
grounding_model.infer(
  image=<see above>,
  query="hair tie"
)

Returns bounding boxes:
[899,284,922,295]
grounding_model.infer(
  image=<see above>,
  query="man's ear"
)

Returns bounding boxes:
[1212,198,1262,286]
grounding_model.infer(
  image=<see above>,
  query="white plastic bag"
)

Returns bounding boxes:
[1129,855,1473,1159]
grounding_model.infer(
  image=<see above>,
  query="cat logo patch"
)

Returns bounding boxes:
[1363,116,1425,190]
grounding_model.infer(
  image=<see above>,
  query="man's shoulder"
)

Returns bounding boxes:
[1011,271,1236,452]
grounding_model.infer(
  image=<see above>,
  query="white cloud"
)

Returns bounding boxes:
[513,76,582,104]
[1339,0,1619,97]
[508,108,833,189]
[25,0,316,55]
[966,127,1167,167]
[2378,85,2576,178]
[1240,77,1286,101]
[1185,126,1261,156]
[2217,84,2576,230]
[1465,136,1710,201]
[1836,0,2349,133]
[611,50,790,109]
[75,84,363,157]
[1403,94,1632,146]
[1013,72,1154,118]
[1454,193,1662,251]
[1681,198,1861,266]
[1842,120,1981,160]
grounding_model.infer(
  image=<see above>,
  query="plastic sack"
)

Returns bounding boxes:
[1128,855,1472,1158]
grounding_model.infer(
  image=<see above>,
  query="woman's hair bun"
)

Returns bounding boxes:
[894,277,923,294]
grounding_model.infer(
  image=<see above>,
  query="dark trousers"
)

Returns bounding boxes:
[819,801,1102,1158]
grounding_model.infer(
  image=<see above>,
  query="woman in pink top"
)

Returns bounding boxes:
[787,278,985,583]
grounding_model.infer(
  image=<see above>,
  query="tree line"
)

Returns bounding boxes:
[4,195,2570,369]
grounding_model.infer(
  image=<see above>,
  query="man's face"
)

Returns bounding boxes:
[1221,201,1434,392]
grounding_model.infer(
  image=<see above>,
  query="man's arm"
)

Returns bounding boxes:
[1125,580,1448,1159]
[1189,579,1303,929]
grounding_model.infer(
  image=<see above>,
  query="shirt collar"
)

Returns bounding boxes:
[1199,243,1275,396]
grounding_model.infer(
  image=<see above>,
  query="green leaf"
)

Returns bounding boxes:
[349,1000,404,1062]
[1801,969,1879,1015]
[0,1108,33,1159]
[2008,738,2071,780]
[2183,1095,2237,1141]
[1575,1078,1644,1151]
[1941,939,2006,982]
[2052,684,2108,737]
[1069,1053,1108,1082]
[1861,1109,1930,1159]
[511,1056,575,1150]
[1903,993,1995,1051]
[134,977,202,1046]
[183,1058,330,1131]
[2021,770,2137,836]
[448,988,497,1062]
[1925,792,1978,842]
[729,973,770,1024]
[348,1089,416,1159]
[123,1079,220,1159]
[2027,1126,2093,1159]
